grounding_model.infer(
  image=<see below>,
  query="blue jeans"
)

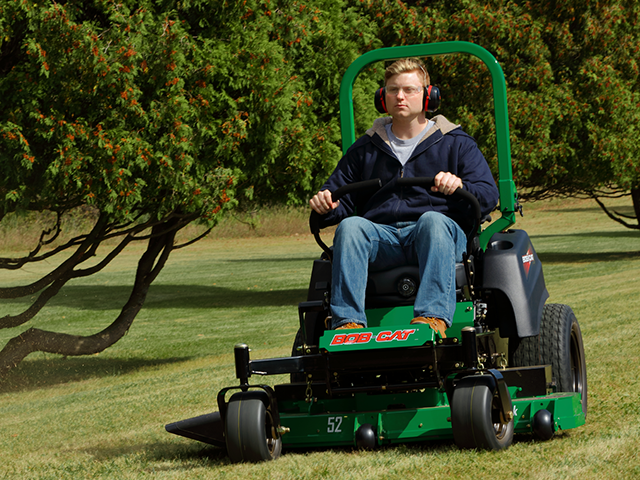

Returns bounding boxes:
[330,211,467,329]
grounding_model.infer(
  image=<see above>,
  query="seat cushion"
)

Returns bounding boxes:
[365,263,468,308]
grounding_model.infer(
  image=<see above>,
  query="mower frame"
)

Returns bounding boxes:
[165,42,587,461]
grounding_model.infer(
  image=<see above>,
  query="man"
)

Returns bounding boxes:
[309,58,499,335]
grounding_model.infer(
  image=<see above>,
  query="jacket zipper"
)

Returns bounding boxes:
[395,168,404,219]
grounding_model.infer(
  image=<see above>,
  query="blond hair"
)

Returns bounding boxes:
[384,58,430,87]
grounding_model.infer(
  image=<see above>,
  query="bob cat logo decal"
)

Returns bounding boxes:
[330,329,417,346]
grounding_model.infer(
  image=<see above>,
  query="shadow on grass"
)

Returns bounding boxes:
[138,440,452,470]
[223,255,320,263]
[551,205,635,215]
[0,355,191,394]
[532,230,639,239]
[538,250,640,264]
[0,285,308,310]
[81,440,229,466]
[145,285,307,310]
[78,428,563,468]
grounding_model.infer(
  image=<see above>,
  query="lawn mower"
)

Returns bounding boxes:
[165,42,587,462]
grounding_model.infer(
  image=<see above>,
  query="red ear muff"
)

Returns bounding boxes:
[375,85,441,114]
[423,85,441,113]
[374,87,388,113]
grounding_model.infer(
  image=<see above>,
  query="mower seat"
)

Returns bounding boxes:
[365,262,470,309]
[300,257,473,348]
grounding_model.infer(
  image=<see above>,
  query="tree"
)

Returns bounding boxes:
[521,0,640,229]
[0,0,233,375]
[3,0,638,376]
[350,0,640,227]
[0,0,379,375]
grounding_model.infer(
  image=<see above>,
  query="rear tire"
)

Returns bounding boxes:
[225,391,282,463]
[511,303,587,417]
[451,375,514,450]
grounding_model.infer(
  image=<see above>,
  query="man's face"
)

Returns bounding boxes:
[385,70,425,119]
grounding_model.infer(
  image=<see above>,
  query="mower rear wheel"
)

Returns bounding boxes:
[451,376,514,450]
[225,391,282,463]
[511,303,587,418]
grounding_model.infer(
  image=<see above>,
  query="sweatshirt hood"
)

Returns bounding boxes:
[366,115,460,145]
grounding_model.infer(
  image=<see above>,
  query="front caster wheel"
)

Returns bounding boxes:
[451,375,514,451]
[225,391,282,463]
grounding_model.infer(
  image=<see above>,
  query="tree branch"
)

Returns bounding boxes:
[0,209,138,269]
[591,195,640,230]
[71,235,134,278]
[0,276,70,329]
[0,214,109,299]
[174,227,213,249]
[0,217,180,376]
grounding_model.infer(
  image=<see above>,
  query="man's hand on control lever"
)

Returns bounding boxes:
[310,190,340,215]
[432,171,462,196]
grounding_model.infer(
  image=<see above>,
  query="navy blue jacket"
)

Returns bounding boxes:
[318,115,499,234]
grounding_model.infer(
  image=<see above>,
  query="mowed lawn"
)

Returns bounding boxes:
[0,197,638,479]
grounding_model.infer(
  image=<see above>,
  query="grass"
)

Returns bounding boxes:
[0,197,639,479]
[0,205,317,255]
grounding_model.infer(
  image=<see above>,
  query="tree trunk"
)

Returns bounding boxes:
[632,187,640,224]
[0,220,178,377]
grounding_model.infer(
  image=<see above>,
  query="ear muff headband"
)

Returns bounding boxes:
[374,85,441,114]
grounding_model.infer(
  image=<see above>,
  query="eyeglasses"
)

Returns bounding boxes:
[386,85,423,96]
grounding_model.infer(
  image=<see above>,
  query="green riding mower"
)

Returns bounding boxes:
[165,42,587,462]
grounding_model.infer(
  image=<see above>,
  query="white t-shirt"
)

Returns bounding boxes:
[385,121,435,166]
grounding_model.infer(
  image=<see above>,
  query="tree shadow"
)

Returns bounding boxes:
[538,250,640,264]
[525,204,634,215]
[0,284,308,311]
[552,206,602,213]
[223,255,320,263]
[0,355,191,394]
[144,285,308,310]
[532,230,639,239]
[552,205,633,214]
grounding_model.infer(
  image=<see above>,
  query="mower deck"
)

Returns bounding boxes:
[276,388,584,448]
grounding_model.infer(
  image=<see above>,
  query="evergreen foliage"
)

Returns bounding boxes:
[0,0,638,371]
[3,0,639,216]
[351,0,640,207]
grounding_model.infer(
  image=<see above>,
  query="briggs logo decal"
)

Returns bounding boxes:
[330,329,417,346]
[522,248,534,276]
